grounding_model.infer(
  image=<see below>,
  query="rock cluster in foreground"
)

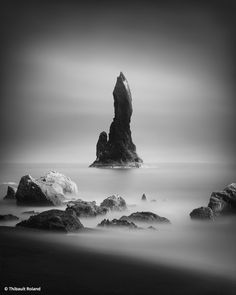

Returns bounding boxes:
[15,171,78,206]
[90,72,142,168]
[16,209,84,233]
[190,183,236,220]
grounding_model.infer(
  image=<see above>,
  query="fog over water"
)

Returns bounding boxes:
[1,162,236,281]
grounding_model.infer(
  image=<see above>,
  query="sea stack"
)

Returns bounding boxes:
[90,72,142,168]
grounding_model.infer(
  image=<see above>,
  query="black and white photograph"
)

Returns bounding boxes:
[0,0,236,294]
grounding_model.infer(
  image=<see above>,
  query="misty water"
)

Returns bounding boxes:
[0,162,236,281]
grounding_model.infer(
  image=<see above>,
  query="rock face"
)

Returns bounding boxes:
[98,218,138,229]
[0,214,19,221]
[141,193,147,201]
[190,207,214,220]
[120,211,170,224]
[90,72,142,168]
[16,209,84,232]
[100,195,127,211]
[15,171,78,206]
[208,183,236,215]
[4,186,17,200]
[66,199,108,217]
[190,183,236,220]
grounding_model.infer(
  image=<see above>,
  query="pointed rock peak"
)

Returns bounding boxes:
[119,72,126,81]
[90,72,143,168]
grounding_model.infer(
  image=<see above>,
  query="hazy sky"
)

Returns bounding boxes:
[1,0,235,164]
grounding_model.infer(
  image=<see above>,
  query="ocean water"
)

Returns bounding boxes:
[0,162,236,281]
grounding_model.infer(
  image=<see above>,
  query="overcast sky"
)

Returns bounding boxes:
[1,0,235,164]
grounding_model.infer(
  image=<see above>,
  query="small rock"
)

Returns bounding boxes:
[0,214,19,221]
[190,207,214,220]
[100,195,127,211]
[16,209,84,232]
[4,186,17,200]
[141,193,147,201]
[98,218,138,229]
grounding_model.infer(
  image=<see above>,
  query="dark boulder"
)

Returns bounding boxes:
[190,207,214,220]
[208,183,236,215]
[66,199,108,217]
[141,193,147,201]
[15,175,58,206]
[90,72,142,168]
[100,195,127,211]
[120,211,170,224]
[0,214,19,221]
[16,209,84,232]
[98,218,138,229]
[4,186,17,200]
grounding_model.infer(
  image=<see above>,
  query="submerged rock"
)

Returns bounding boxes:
[4,186,17,200]
[98,218,138,229]
[190,207,214,220]
[208,183,236,215]
[0,214,19,221]
[120,211,170,224]
[100,195,127,211]
[15,171,77,206]
[141,193,147,201]
[16,209,84,232]
[90,72,142,168]
[66,199,108,217]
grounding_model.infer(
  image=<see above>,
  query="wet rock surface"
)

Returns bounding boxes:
[90,72,142,168]
[16,209,84,232]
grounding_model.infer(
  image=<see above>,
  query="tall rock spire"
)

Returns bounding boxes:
[90,72,143,168]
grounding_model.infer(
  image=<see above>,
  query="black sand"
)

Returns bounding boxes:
[0,226,235,295]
